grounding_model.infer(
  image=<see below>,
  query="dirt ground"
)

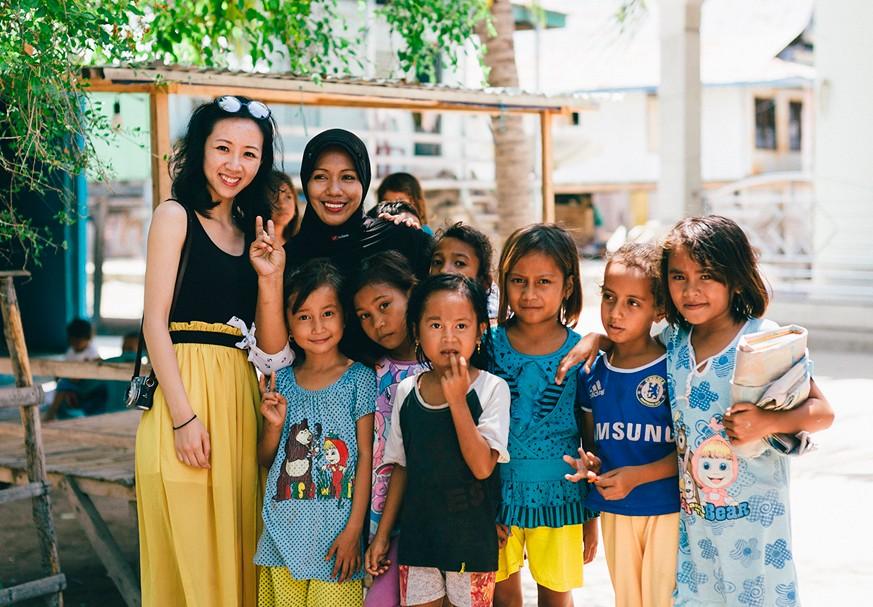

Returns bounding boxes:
[0,489,134,607]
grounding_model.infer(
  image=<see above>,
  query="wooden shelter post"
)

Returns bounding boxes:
[540,111,555,223]
[149,91,172,209]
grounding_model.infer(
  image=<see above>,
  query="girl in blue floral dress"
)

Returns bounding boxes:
[659,216,833,606]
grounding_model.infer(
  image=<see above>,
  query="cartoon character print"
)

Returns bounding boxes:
[321,437,352,500]
[371,360,421,521]
[681,456,703,516]
[691,422,739,507]
[275,418,322,501]
[371,409,393,517]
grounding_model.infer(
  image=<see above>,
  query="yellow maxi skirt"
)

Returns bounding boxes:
[136,321,262,607]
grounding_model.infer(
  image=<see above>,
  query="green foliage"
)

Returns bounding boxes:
[0,0,487,267]
[376,0,489,82]
[0,0,139,265]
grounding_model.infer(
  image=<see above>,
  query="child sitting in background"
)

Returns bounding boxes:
[44,318,104,420]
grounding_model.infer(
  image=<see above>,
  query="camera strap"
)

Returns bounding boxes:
[131,202,194,381]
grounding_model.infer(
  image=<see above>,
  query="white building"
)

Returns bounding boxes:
[509,0,815,251]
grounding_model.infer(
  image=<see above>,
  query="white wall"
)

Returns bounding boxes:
[814,0,873,271]
[701,87,750,181]
[552,86,752,187]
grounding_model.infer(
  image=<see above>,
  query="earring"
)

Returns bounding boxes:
[476,341,481,355]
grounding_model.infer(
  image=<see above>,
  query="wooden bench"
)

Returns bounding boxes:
[0,411,140,607]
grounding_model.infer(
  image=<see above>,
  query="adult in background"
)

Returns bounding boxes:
[268,169,300,248]
[250,128,433,355]
[137,95,276,607]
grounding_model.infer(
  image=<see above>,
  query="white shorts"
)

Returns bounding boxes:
[398,565,495,607]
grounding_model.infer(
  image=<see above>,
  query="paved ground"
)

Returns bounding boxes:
[2,267,870,605]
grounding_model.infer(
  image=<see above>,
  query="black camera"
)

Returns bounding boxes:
[125,373,158,411]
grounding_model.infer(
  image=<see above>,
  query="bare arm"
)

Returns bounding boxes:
[373,465,406,545]
[257,374,286,468]
[581,410,596,453]
[366,464,407,576]
[346,413,375,536]
[326,412,375,581]
[250,216,289,354]
[257,423,283,469]
[593,452,677,501]
[144,201,211,468]
[443,358,499,480]
[555,332,612,384]
[724,378,835,444]
[627,452,679,484]
[143,201,191,424]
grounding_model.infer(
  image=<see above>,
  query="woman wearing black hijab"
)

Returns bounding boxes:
[250,128,433,354]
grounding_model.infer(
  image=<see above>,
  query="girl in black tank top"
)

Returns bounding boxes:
[137,96,277,607]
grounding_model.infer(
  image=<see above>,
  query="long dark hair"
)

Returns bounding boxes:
[661,215,769,326]
[406,274,491,369]
[169,96,277,237]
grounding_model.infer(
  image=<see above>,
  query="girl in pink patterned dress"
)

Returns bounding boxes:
[350,251,427,607]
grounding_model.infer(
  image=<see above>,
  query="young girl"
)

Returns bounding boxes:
[490,224,598,607]
[255,259,376,607]
[349,251,429,607]
[365,274,511,607]
[659,216,833,606]
[429,222,499,321]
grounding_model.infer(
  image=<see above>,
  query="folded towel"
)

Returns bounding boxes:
[730,324,816,458]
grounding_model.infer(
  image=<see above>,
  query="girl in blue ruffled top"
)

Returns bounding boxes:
[255,259,376,607]
[490,224,599,606]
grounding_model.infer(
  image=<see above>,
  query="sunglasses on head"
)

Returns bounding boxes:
[215,95,271,120]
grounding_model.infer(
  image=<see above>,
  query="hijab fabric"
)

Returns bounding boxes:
[287,129,371,268]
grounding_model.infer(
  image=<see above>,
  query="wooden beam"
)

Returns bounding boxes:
[0,481,47,505]
[83,65,597,113]
[0,358,142,381]
[0,385,43,409]
[172,84,558,115]
[149,91,172,209]
[63,477,142,607]
[0,574,66,605]
[540,111,555,223]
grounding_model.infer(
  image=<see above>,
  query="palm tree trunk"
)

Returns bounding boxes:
[477,0,536,247]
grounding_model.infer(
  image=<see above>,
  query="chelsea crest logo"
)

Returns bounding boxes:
[636,375,666,408]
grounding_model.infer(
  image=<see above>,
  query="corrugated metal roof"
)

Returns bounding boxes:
[82,64,596,112]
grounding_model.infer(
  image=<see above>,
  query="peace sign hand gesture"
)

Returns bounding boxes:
[249,216,286,277]
[259,372,287,430]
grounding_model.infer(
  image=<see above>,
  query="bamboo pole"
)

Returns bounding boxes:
[0,274,64,607]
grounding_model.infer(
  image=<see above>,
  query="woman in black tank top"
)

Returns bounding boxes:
[136,96,276,607]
